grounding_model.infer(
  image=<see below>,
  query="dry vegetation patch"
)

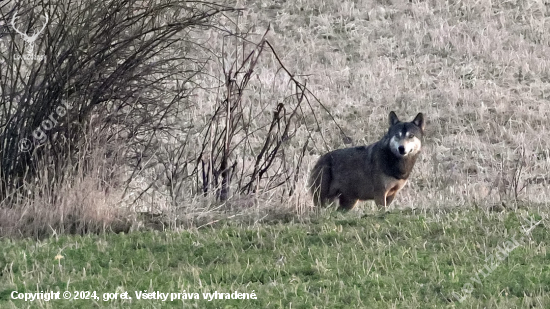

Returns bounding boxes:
[238,0,550,211]
[2,0,550,236]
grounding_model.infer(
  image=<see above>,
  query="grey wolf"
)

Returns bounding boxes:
[309,111,425,211]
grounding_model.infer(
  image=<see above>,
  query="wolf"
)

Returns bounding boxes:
[309,111,425,211]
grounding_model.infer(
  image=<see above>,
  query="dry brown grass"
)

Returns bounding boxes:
[229,0,550,212]
[4,0,550,237]
[0,146,132,238]
[143,0,550,223]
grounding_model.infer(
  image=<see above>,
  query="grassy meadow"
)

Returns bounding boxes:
[1,208,549,308]
[2,0,550,307]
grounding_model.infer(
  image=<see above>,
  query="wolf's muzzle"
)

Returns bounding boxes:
[398,145,406,155]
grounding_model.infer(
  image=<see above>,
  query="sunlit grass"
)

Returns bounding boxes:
[1,208,549,308]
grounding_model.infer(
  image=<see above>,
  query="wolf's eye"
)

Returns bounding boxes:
[408,133,415,139]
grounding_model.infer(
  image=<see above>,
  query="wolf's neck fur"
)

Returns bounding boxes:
[378,144,418,179]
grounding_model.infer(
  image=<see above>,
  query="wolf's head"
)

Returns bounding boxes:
[386,111,425,157]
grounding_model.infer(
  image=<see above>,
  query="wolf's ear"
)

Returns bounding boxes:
[389,111,399,126]
[412,113,425,132]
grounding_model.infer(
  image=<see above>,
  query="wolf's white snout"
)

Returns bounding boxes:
[398,145,406,155]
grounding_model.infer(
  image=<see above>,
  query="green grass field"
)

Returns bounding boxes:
[1,207,549,308]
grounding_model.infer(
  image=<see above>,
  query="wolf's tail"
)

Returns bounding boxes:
[309,155,332,207]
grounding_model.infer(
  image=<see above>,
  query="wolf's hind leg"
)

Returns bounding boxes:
[374,195,386,208]
[385,194,396,206]
[338,195,357,211]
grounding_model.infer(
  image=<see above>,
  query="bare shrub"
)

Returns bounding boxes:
[1,0,237,194]
[0,0,241,236]
[124,25,344,220]
[0,0,345,236]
